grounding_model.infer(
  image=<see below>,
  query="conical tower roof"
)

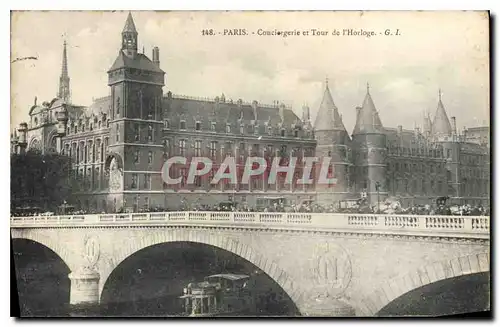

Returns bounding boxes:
[431,90,452,136]
[352,83,384,135]
[122,12,137,33]
[313,79,346,132]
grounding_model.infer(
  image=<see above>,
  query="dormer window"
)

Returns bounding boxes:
[34,117,38,126]
[74,125,77,133]
[294,129,299,138]
[98,121,101,129]
[226,124,231,133]
[164,120,170,129]
[240,124,245,134]
[195,121,201,131]
[180,120,186,130]
[211,122,216,131]
[280,128,285,137]
[90,124,93,131]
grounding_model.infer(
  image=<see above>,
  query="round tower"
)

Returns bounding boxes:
[351,84,387,207]
[313,79,352,205]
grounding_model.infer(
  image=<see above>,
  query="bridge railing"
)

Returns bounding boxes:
[10,212,490,237]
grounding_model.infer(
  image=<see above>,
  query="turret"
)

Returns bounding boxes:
[351,83,387,204]
[312,78,352,204]
[17,122,28,154]
[431,89,452,138]
[56,106,69,136]
[122,12,138,58]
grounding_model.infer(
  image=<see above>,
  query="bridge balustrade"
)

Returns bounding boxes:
[10,212,490,238]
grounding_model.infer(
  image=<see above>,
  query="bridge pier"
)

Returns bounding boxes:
[298,297,356,317]
[68,267,100,307]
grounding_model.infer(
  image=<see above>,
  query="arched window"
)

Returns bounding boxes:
[148,125,153,141]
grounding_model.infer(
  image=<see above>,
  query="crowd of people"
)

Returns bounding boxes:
[12,199,490,217]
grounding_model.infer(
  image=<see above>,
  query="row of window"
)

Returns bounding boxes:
[62,138,109,164]
[133,150,155,164]
[164,119,303,137]
[163,139,313,159]
[388,162,445,174]
[387,146,446,158]
[66,119,110,135]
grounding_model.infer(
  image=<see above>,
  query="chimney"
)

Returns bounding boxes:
[451,116,457,135]
[302,105,310,122]
[152,46,160,67]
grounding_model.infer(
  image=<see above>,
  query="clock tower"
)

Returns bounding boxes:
[106,12,165,211]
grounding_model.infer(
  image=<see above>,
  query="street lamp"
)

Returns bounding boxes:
[375,181,381,213]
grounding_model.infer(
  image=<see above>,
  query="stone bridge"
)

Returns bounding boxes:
[11,211,490,316]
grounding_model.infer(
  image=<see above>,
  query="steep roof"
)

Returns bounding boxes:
[108,51,164,73]
[122,12,137,33]
[164,95,300,132]
[313,81,346,132]
[431,92,452,136]
[352,84,384,135]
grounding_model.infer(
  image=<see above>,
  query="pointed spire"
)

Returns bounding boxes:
[353,84,384,135]
[58,40,70,102]
[313,79,346,132]
[122,12,137,33]
[61,40,68,78]
[431,89,452,136]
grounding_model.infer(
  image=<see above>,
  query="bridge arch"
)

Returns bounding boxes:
[11,230,80,272]
[98,228,303,309]
[360,252,490,316]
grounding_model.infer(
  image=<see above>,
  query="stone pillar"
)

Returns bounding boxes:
[299,297,356,317]
[68,267,100,306]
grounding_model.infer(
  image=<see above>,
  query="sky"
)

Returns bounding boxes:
[10,11,490,133]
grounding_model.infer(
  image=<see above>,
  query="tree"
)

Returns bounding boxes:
[11,151,73,213]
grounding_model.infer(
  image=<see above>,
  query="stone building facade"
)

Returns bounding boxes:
[11,13,490,211]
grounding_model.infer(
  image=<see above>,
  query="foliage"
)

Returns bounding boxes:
[11,152,73,211]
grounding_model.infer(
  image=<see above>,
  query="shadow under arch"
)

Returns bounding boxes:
[11,230,79,272]
[12,237,72,316]
[98,229,302,315]
[360,252,490,316]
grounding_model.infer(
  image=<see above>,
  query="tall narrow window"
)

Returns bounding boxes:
[148,125,153,142]
[134,150,140,163]
[148,151,153,164]
[115,125,120,142]
[163,139,170,159]
[180,120,186,130]
[144,174,151,189]
[226,124,231,133]
[179,140,186,156]
[131,174,138,189]
[209,141,217,159]
[116,97,120,115]
[135,124,140,141]
[195,121,201,131]
[194,140,202,156]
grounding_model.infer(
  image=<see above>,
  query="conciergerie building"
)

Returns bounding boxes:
[11,13,490,212]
